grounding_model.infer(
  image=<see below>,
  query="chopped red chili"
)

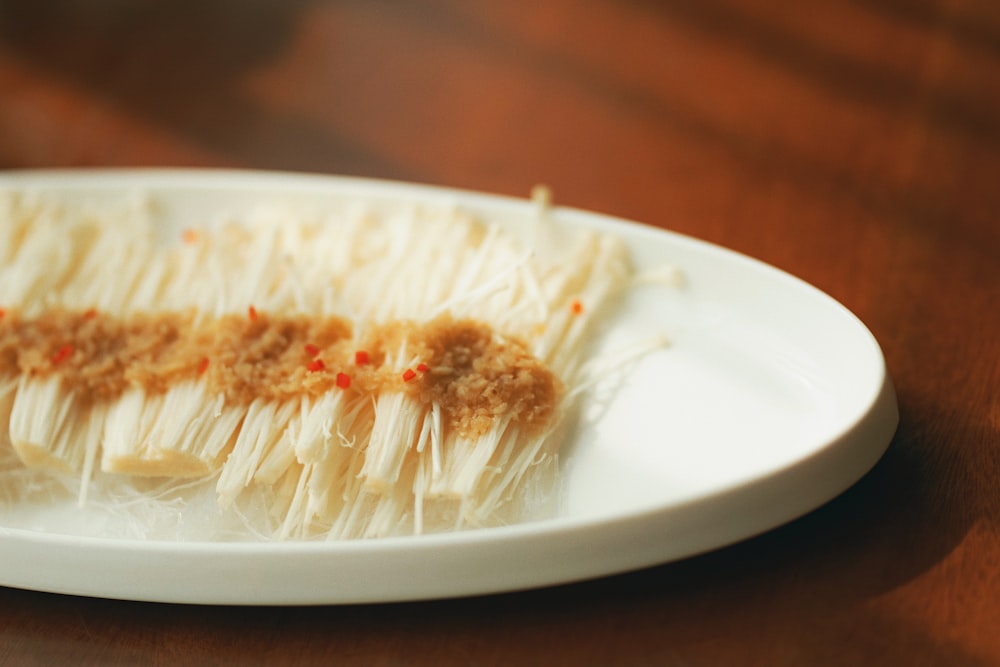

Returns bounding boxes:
[51,343,74,365]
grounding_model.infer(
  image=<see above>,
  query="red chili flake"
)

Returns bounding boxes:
[0,308,6,321]
[182,228,200,245]
[401,368,417,382]
[304,343,321,357]
[51,344,74,365]
[354,350,370,366]
[307,358,326,372]
[336,372,351,389]
[416,363,429,373]
[83,308,98,320]
[248,305,258,321]
[571,299,584,315]
[197,357,210,375]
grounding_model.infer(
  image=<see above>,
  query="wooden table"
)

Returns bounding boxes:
[1,1,998,664]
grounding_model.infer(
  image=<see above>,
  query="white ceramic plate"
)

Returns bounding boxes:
[0,169,897,605]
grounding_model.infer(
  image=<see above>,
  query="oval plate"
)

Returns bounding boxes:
[0,169,897,605]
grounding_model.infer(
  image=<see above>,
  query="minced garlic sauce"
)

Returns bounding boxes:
[0,308,560,439]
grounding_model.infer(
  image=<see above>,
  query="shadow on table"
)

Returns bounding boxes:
[0,0,409,177]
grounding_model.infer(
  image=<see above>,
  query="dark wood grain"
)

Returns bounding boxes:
[1,0,998,664]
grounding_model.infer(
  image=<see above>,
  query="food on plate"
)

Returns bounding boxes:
[0,184,654,539]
